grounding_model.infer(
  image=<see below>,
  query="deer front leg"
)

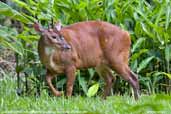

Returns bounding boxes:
[46,70,62,96]
[66,66,76,97]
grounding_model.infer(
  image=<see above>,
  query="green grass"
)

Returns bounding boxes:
[0,76,171,114]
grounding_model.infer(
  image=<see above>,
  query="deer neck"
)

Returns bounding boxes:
[38,38,55,64]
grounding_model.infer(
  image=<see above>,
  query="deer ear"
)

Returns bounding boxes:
[33,23,44,32]
[54,21,62,31]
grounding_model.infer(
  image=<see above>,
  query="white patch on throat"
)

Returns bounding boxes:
[45,47,54,56]
[44,46,58,71]
[49,54,57,69]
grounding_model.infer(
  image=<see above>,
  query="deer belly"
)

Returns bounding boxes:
[79,52,103,68]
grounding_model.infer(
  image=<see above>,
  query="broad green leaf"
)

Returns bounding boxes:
[141,23,154,38]
[56,78,66,88]
[88,68,95,78]
[87,83,99,97]
[130,59,138,72]
[78,76,88,95]
[130,49,148,62]
[137,56,155,73]
[131,37,146,53]
[77,70,88,94]
[153,72,171,79]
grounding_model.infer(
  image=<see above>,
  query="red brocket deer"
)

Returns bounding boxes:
[34,21,140,99]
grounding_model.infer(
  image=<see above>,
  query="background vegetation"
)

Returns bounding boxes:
[0,0,171,112]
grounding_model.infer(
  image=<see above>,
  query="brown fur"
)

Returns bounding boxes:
[37,21,140,99]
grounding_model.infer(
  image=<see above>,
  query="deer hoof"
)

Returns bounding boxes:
[54,91,63,97]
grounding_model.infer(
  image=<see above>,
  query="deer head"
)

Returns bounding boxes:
[33,22,71,50]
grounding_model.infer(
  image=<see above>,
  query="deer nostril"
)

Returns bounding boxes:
[63,44,71,50]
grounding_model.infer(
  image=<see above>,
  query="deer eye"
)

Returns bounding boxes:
[52,36,56,39]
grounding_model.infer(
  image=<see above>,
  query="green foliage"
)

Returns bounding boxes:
[137,56,155,73]
[77,70,88,95]
[87,83,99,97]
[0,1,31,24]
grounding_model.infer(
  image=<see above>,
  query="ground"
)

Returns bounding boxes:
[0,76,171,114]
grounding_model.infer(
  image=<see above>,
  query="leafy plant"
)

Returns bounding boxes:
[87,83,99,97]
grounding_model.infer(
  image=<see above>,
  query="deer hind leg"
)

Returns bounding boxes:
[95,65,116,99]
[112,60,139,100]
[110,53,140,100]
[129,70,140,100]
[46,70,62,96]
